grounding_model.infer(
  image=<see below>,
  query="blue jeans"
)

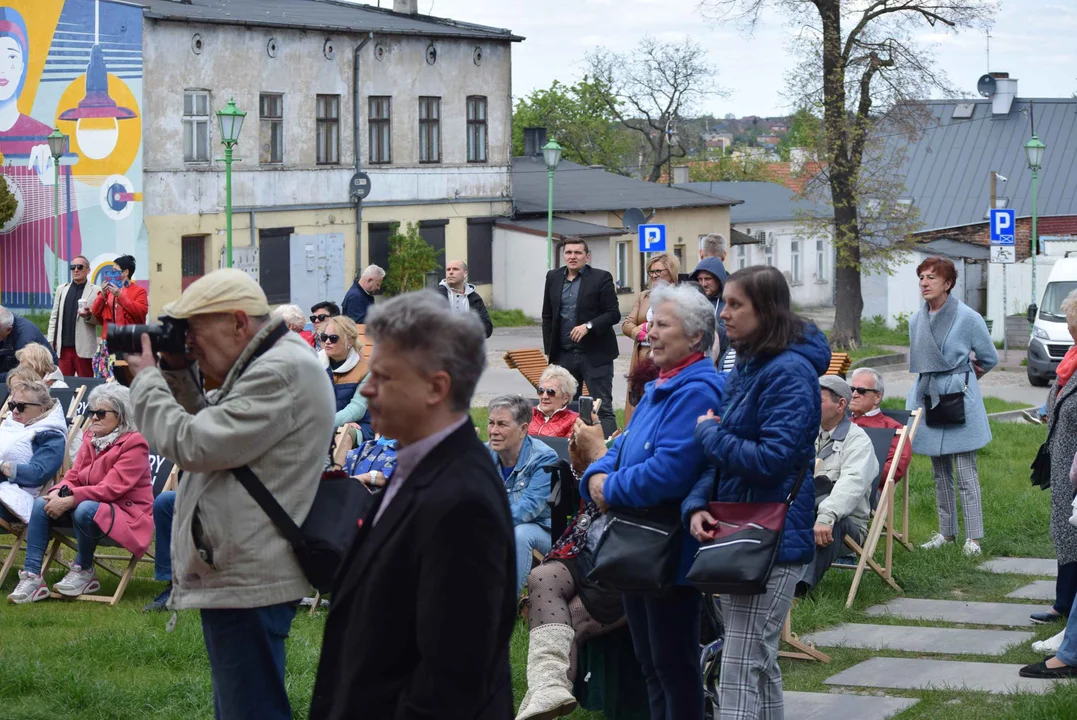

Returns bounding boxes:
[153,491,176,582]
[514,522,551,595]
[24,496,100,575]
[1057,581,1077,666]
[624,586,704,720]
[200,604,298,720]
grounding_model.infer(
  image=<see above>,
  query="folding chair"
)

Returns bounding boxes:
[778,606,831,663]
[842,410,922,609]
[504,349,589,396]
[48,386,80,421]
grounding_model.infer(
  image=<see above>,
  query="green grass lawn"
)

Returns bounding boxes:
[0,421,1065,719]
[489,308,536,328]
[881,397,1033,414]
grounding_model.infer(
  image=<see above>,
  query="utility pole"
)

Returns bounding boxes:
[991,171,1007,354]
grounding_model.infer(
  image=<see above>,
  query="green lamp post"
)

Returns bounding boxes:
[47,128,69,295]
[216,98,246,268]
[1024,133,1046,312]
[542,138,563,270]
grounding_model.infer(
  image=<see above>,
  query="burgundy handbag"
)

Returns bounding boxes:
[686,463,808,595]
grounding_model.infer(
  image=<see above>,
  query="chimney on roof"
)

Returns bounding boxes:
[672,165,690,185]
[523,127,548,157]
[989,72,1018,116]
[393,0,419,15]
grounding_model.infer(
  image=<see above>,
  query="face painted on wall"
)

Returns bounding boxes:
[0,36,24,104]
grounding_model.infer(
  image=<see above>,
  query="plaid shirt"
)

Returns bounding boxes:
[344,438,399,479]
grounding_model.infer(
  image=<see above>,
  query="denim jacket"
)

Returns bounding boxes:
[488,435,557,530]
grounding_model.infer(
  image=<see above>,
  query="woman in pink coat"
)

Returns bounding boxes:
[7,383,152,604]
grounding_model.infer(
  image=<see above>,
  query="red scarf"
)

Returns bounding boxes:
[1057,346,1077,388]
[657,352,705,384]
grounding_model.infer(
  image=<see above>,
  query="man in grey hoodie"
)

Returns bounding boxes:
[436,260,493,338]
[689,234,730,357]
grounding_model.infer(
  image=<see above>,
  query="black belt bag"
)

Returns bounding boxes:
[924,372,969,427]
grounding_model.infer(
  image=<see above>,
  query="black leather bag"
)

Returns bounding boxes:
[1030,391,1073,490]
[924,372,969,427]
[587,503,683,594]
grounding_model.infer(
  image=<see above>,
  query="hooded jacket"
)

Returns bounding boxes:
[436,281,493,338]
[690,256,730,356]
[684,325,830,565]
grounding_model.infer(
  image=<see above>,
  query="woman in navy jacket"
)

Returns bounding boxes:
[684,265,829,720]
[581,284,726,720]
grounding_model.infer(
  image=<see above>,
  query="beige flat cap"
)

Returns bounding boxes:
[162,269,270,319]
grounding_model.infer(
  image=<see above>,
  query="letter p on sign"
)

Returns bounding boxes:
[638,224,666,253]
[990,209,1015,245]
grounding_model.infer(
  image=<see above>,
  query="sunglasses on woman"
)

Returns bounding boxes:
[89,409,118,420]
[536,387,558,397]
[6,401,42,413]
[319,333,340,344]
[310,314,331,323]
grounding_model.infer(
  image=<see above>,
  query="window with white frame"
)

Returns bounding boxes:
[736,244,747,270]
[183,90,210,163]
[466,96,487,163]
[815,239,826,281]
[790,239,802,284]
[615,241,630,289]
[764,238,774,266]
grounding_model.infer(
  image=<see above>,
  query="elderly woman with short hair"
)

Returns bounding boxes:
[0,379,69,526]
[7,383,153,604]
[528,365,580,437]
[15,343,67,388]
[275,304,315,347]
[622,253,681,424]
[581,284,726,720]
[487,394,559,595]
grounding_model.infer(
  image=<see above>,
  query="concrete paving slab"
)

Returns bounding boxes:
[784,691,918,720]
[980,558,1058,577]
[802,623,1033,655]
[864,598,1044,626]
[824,657,1058,695]
[1006,580,1056,601]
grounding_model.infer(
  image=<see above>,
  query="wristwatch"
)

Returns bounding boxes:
[585,322,593,330]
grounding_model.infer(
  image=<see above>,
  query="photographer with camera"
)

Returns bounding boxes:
[123,269,335,720]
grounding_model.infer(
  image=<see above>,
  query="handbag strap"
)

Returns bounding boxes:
[1044,387,1076,446]
[782,460,811,507]
[230,463,305,549]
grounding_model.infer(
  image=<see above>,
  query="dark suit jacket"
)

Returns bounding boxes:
[541,265,620,366]
[310,420,516,720]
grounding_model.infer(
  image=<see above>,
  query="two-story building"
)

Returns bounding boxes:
[140,0,520,316]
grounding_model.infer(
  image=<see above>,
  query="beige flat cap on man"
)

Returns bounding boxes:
[163,269,271,319]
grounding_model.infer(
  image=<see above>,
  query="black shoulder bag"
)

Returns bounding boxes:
[923,372,969,427]
[226,323,377,593]
[1030,390,1073,490]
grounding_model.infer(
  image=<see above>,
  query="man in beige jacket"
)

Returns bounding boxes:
[127,269,334,720]
[47,255,100,377]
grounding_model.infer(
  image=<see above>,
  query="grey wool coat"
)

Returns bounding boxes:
[905,298,999,457]
[1046,379,1077,565]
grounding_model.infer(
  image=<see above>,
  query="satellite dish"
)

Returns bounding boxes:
[977,74,997,98]
[623,208,646,232]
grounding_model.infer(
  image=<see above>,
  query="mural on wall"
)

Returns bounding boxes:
[0,0,143,310]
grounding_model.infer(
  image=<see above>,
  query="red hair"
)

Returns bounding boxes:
[915,256,957,293]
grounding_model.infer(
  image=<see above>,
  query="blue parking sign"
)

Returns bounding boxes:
[639,224,666,252]
[989,209,1015,245]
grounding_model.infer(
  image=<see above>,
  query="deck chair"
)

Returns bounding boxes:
[824,352,851,378]
[504,349,589,396]
[49,386,81,421]
[778,605,831,663]
[531,435,578,544]
[842,410,922,609]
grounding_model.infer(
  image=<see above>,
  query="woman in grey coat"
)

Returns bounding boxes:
[905,257,998,556]
[1031,289,1077,645]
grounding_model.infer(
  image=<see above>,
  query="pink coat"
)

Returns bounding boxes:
[56,431,154,556]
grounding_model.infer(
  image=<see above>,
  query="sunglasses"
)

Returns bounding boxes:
[7,401,42,413]
[70,263,87,271]
[537,387,558,397]
[310,314,331,323]
[89,409,118,420]
[319,333,341,344]
[850,387,880,395]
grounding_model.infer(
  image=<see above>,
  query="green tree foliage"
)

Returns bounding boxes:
[0,175,18,230]
[688,155,777,182]
[777,107,824,161]
[383,222,441,296]
[512,76,634,173]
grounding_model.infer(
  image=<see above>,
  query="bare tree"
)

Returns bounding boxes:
[700,0,998,347]
[587,37,723,182]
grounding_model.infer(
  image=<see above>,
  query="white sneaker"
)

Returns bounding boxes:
[53,564,100,597]
[962,538,982,556]
[8,571,49,604]
[920,533,953,550]
[1033,629,1066,654]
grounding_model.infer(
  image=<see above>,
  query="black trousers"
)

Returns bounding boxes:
[556,350,617,437]
[1055,561,1077,616]
[801,516,865,590]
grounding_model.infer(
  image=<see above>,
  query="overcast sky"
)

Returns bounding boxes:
[372,0,1076,117]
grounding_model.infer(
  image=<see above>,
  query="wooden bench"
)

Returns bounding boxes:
[825,352,851,378]
[503,349,588,396]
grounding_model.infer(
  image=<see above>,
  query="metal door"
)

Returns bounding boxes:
[964,260,986,315]
[289,233,345,313]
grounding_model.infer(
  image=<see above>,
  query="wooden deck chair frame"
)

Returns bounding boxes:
[778,606,831,663]
[503,349,589,396]
[65,385,86,422]
[824,352,851,378]
[842,409,922,609]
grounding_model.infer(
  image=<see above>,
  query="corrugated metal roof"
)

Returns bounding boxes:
[512,157,741,215]
[496,217,625,238]
[675,181,828,223]
[140,0,522,41]
[884,99,1077,233]
[920,238,990,260]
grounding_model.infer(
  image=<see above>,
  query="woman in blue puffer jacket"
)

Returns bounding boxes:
[683,265,828,720]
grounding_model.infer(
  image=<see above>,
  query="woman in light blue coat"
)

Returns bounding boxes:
[905,256,998,556]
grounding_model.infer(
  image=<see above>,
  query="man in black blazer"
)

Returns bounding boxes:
[541,237,620,436]
[310,291,515,720]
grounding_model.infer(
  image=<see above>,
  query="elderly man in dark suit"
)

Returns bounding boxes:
[310,291,515,720]
[541,237,620,437]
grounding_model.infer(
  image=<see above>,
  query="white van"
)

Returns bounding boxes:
[1027,256,1077,386]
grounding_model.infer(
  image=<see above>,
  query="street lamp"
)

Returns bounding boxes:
[1025,133,1046,314]
[542,138,563,270]
[216,98,246,268]
[47,128,68,295]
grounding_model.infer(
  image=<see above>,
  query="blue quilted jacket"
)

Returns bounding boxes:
[682,325,830,565]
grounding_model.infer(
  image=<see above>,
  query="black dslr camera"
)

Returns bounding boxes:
[107,315,189,355]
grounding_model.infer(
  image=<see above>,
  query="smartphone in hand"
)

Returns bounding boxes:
[579,396,594,425]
